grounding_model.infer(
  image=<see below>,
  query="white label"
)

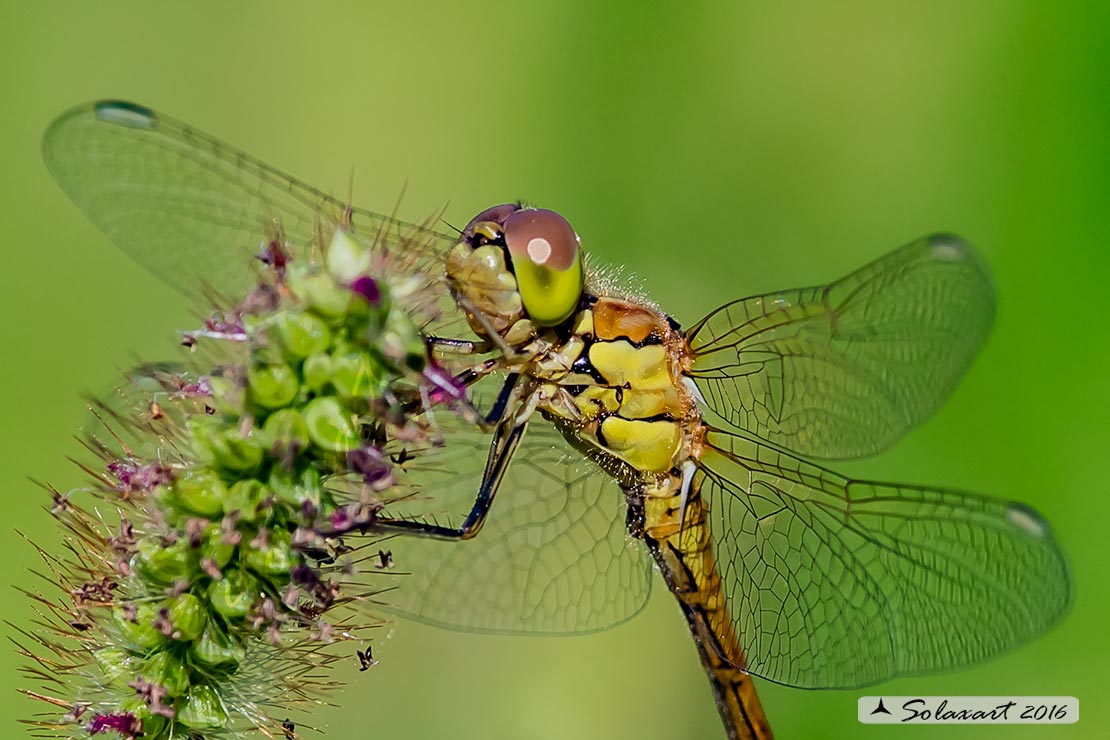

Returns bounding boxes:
[858,696,1078,724]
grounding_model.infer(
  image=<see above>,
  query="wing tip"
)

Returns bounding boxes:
[42,99,158,178]
[925,232,974,262]
[42,101,93,171]
[924,232,997,321]
[1003,499,1073,624]
[93,100,157,129]
[1005,501,1051,539]
[923,232,992,281]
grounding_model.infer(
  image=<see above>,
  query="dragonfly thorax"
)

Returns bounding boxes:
[530,295,699,478]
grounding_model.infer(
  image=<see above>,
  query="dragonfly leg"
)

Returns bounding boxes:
[413,356,504,431]
[426,335,493,355]
[376,420,527,540]
[376,373,531,540]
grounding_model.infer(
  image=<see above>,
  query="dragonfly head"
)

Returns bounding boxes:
[447,204,584,337]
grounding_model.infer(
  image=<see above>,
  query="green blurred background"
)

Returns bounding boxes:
[2,2,1106,738]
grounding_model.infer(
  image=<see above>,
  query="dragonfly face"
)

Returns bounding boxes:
[446,203,585,338]
[44,101,1071,740]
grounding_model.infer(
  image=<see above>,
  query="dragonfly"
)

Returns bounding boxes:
[44,100,1071,740]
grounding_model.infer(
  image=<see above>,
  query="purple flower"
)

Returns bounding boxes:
[258,238,292,276]
[347,446,393,487]
[349,275,381,306]
[87,712,140,737]
[107,460,173,493]
[177,376,212,398]
[205,312,246,336]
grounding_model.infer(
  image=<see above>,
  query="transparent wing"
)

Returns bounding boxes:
[695,427,1070,689]
[43,100,457,301]
[374,376,652,634]
[685,235,995,459]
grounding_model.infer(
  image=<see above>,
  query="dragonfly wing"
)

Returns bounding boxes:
[694,427,1070,689]
[685,235,995,459]
[372,377,652,634]
[43,100,456,302]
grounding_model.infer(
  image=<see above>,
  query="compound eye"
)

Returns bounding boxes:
[503,208,583,325]
[462,203,520,245]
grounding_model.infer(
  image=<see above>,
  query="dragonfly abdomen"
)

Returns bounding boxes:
[639,472,774,740]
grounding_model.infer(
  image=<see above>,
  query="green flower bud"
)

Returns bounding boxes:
[244,528,294,576]
[282,262,311,293]
[93,647,136,686]
[124,705,168,739]
[292,269,352,317]
[140,650,190,697]
[327,227,372,282]
[303,397,360,451]
[222,432,266,472]
[302,352,333,391]
[133,535,193,585]
[269,466,322,509]
[273,310,331,360]
[188,417,265,473]
[262,408,310,450]
[205,373,243,415]
[114,603,167,651]
[202,523,236,568]
[177,684,229,730]
[223,479,268,520]
[248,363,299,409]
[379,308,427,372]
[190,623,245,668]
[208,569,258,619]
[166,592,207,641]
[187,416,219,468]
[330,351,381,399]
[171,469,227,518]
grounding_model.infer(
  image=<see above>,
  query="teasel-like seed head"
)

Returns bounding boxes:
[18,222,459,739]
